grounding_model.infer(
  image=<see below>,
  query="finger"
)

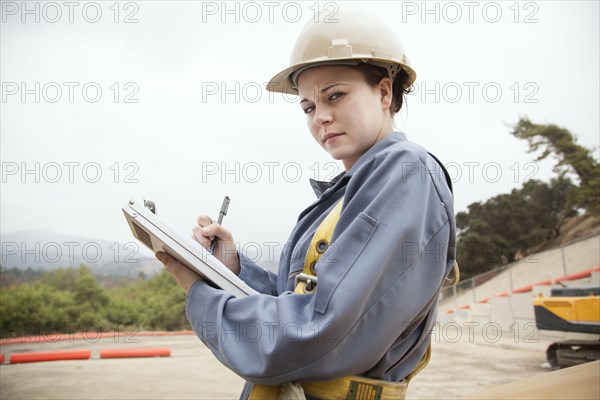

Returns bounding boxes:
[155,251,182,273]
[155,250,168,263]
[192,225,213,248]
[156,251,203,292]
[201,223,234,244]
[194,222,229,239]
[196,215,213,226]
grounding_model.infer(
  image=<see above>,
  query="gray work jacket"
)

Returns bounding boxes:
[185,131,456,398]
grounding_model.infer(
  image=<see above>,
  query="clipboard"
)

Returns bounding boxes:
[122,199,258,298]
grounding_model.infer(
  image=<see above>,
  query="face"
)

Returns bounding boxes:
[297,66,394,171]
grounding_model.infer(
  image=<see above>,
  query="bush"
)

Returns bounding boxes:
[0,266,190,338]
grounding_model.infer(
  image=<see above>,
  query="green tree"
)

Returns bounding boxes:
[42,267,78,291]
[0,266,190,338]
[103,270,189,331]
[71,265,110,329]
[73,265,109,310]
[0,283,77,337]
[137,270,188,330]
[456,178,575,277]
[511,117,600,215]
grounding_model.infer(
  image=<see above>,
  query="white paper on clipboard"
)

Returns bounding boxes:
[122,200,258,298]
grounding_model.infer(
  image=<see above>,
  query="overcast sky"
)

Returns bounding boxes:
[1,1,599,263]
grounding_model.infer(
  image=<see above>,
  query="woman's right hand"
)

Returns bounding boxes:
[193,215,240,276]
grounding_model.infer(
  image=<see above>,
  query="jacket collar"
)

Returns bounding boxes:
[308,131,408,197]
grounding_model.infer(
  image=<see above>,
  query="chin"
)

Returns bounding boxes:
[330,146,357,159]
[326,150,345,161]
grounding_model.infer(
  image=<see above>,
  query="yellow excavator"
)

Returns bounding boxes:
[462,291,600,399]
[533,286,600,368]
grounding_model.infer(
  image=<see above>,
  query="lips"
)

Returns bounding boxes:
[323,132,344,143]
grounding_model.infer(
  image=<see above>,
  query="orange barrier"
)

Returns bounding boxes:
[10,350,91,364]
[512,279,553,294]
[512,286,532,294]
[100,347,171,359]
[0,330,195,345]
[134,330,194,337]
[444,267,600,315]
[555,267,600,284]
[0,354,4,364]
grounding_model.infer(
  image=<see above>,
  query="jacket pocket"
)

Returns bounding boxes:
[314,212,379,314]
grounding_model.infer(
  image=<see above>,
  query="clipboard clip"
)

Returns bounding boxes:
[144,199,157,214]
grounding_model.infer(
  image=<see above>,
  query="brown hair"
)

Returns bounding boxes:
[355,63,413,115]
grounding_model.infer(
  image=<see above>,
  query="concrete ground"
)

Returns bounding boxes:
[0,327,558,400]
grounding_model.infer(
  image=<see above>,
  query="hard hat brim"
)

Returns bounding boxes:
[266,58,417,95]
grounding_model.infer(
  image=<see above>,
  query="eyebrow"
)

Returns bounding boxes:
[299,82,350,104]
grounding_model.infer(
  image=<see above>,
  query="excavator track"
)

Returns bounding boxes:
[546,339,600,368]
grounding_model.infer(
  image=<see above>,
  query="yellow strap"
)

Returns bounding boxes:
[302,375,408,400]
[294,197,345,294]
[405,343,431,382]
[248,384,279,400]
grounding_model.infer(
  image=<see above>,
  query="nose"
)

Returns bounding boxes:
[313,103,332,126]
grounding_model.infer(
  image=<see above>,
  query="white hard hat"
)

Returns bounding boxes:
[266,9,416,95]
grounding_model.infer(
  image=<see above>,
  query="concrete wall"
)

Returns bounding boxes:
[438,234,600,339]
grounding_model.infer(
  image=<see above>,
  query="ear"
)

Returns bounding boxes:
[378,77,393,111]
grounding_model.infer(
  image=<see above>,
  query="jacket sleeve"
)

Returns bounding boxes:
[237,252,278,296]
[185,145,455,384]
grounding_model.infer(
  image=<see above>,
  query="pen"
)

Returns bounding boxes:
[209,196,230,254]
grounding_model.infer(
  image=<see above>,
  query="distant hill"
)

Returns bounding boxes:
[536,214,600,252]
[0,230,162,278]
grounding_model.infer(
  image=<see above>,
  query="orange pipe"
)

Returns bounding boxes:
[99,347,171,359]
[10,350,91,364]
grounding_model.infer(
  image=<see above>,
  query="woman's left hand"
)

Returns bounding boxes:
[156,251,202,293]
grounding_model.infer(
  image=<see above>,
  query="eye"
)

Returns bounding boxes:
[328,91,345,101]
[303,105,315,114]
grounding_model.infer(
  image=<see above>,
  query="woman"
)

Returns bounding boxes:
[156,9,456,400]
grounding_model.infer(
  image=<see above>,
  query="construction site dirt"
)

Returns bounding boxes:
[2,233,598,399]
[0,329,572,400]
